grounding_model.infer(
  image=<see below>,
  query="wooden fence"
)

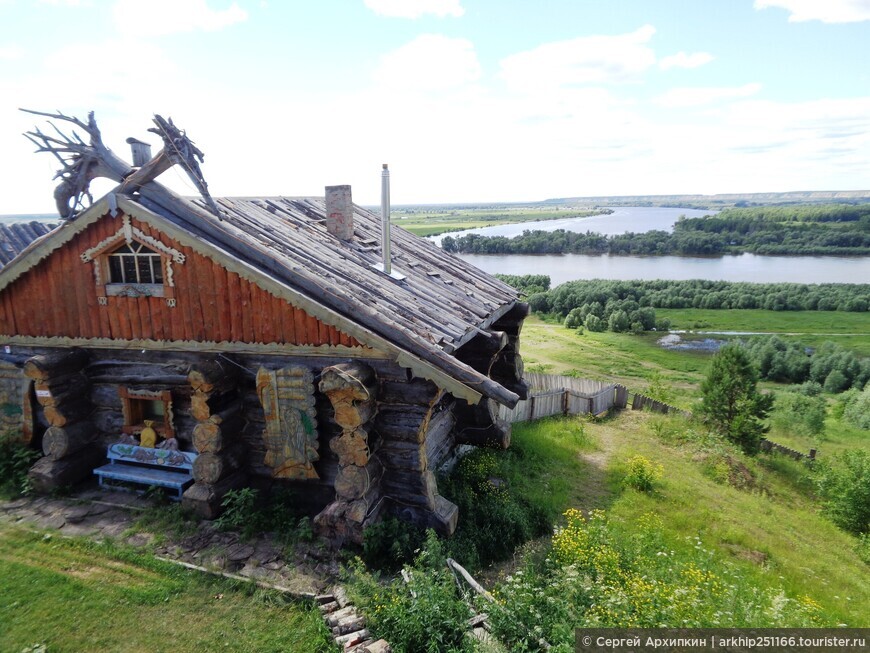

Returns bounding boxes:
[501,374,817,459]
[498,373,627,423]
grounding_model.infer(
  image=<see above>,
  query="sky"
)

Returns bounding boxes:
[0,0,868,214]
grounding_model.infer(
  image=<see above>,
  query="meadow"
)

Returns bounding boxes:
[392,205,607,236]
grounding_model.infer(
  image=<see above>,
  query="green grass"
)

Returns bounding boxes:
[504,412,870,627]
[393,206,607,236]
[523,317,711,406]
[0,523,332,653]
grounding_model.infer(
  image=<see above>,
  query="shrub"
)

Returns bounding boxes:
[771,392,827,437]
[214,487,311,543]
[362,518,426,572]
[584,314,605,332]
[0,431,40,498]
[815,449,870,535]
[347,532,475,653]
[623,455,664,493]
[842,385,870,430]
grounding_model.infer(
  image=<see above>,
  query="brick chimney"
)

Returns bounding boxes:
[325,185,354,240]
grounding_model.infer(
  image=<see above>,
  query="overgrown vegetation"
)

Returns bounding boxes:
[815,450,870,536]
[215,486,314,545]
[0,432,39,498]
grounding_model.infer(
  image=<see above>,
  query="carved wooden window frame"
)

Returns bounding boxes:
[119,387,175,438]
[80,214,185,308]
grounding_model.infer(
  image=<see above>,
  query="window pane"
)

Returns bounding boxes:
[122,255,137,282]
[108,256,122,283]
[137,256,153,284]
[151,257,164,284]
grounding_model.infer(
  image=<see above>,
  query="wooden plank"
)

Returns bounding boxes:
[192,248,216,341]
[226,264,243,342]
[240,268,256,342]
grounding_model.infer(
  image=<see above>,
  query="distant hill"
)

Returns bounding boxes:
[544,190,870,210]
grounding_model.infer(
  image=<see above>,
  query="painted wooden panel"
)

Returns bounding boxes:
[256,366,319,479]
[0,212,362,347]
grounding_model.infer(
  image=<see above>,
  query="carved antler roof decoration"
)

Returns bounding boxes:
[21,108,223,221]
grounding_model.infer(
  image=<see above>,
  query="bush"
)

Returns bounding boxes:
[362,518,427,572]
[815,449,870,535]
[842,385,870,430]
[584,314,605,332]
[347,532,475,653]
[215,487,312,543]
[771,392,827,437]
[440,449,550,569]
[0,431,40,498]
[623,455,664,492]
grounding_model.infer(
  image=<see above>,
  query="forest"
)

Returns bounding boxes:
[508,277,870,315]
[442,203,870,256]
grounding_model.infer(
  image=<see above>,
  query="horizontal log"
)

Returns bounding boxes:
[34,387,89,409]
[378,439,425,472]
[42,421,96,460]
[425,409,456,470]
[381,469,437,509]
[44,401,94,428]
[28,445,104,493]
[374,405,430,443]
[378,379,441,406]
[188,359,239,394]
[23,349,89,380]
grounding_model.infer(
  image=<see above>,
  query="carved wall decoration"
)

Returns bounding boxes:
[256,366,319,480]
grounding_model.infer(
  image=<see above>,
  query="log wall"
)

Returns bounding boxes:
[0,212,360,348]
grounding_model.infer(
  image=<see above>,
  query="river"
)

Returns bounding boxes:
[431,206,870,286]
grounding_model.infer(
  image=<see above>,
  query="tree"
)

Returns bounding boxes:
[699,344,774,455]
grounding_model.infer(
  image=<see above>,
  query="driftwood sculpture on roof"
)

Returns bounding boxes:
[21,108,222,220]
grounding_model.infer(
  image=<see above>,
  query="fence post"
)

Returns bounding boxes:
[562,390,569,416]
[809,448,816,460]
[529,395,536,421]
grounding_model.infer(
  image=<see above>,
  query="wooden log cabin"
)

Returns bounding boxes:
[0,114,528,542]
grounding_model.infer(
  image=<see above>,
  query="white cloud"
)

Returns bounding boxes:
[659,51,713,70]
[499,25,657,93]
[364,0,464,19]
[654,83,762,108]
[755,0,870,23]
[112,0,248,38]
[0,44,23,60]
[372,34,480,91]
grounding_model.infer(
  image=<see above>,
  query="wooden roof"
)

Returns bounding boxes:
[0,188,522,407]
[0,221,56,267]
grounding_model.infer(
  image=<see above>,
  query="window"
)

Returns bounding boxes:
[80,215,185,307]
[119,388,174,438]
[107,242,164,285]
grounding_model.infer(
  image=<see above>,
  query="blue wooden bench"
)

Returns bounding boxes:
[93,444,198,500]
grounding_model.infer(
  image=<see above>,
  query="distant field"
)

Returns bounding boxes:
[393,205,608,236]
[657,308,870,356]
